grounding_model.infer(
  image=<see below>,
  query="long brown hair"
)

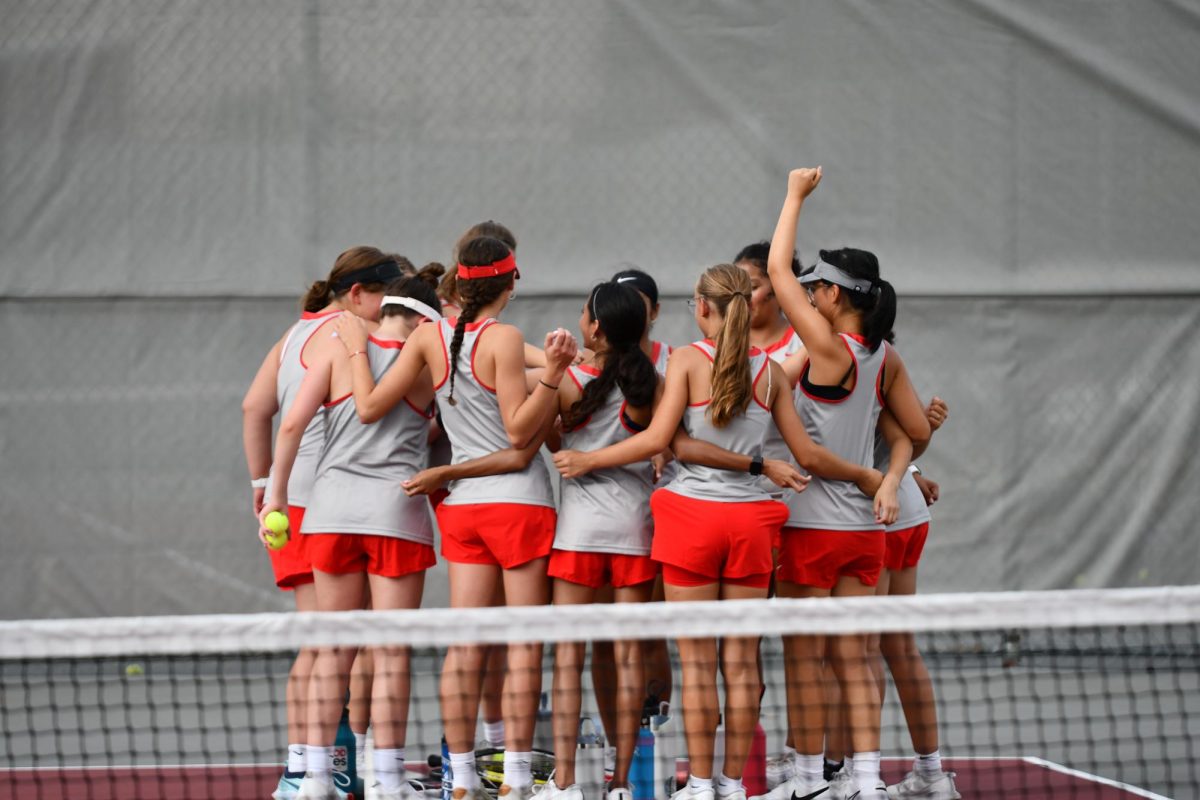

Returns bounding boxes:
[446,237,516,405]
[302,246,393,313]
[698,264,754,428]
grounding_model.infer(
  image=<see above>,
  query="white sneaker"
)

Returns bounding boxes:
[365,780,422,800]
[604,745,618,783]
[752,777,830,800]
[765,754,796,791]
[886,771,960,800]
[538,781,584,800]
[827,769,856,800]
[608,787,633,800]
[671,782,716,800]
[295,773,341,800]
[716,788,746,800]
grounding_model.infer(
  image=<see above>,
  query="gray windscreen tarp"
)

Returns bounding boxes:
[1,1,1198,617]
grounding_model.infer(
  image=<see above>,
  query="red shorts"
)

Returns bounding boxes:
[436,503,557,569]
[548,549,658,589]
[777,527,885,590]
[650,489,787,588]
[884,522,929,571]
[267,506,314,590]
[306,533,436,578]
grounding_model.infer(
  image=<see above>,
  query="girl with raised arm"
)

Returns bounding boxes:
[241,247,404,799]
[333,236,577,800]
[757,168,929,800]
[554,264,881,800]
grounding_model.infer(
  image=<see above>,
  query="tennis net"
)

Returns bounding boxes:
[1,586,1197,800]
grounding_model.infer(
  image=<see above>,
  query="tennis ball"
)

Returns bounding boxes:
[264,511,289,551]
[125,663,144,677]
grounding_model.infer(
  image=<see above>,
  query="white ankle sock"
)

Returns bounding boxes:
[355,732,367,773]
[306,745,334,779]
[716,773,743,795]
[450,751,479,791]
[688,775,713,792]
[287,743,306,774]
[374,748,406,790]
[483,720,505,747]
[796,754,823,785]
[914,750,942,779]
[504,751,533,788]
[852,752,881,793]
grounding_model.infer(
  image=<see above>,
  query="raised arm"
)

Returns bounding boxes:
[334,313,428,423]
[552,347,692,478]
[242,340,282,516]
[769,361,883,498]
[768,167,847,368]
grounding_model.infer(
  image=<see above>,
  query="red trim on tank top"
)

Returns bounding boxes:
[566,368,587,393]
[405,398,436,419]
[618,398,647,433]
[690,341,716,362]
[751,358,772,411]
[301,310,341,321]
[843,332,869,346]
[464,318,492,332]
[298,316,337,370]
[368,335,403,350]
[875,342,888,408]
[324,392,352,408]
[764,328,798,354]
[470,319,498,393]
[575,363,601,377]
[797,337,858,405]
[433,322,450,391]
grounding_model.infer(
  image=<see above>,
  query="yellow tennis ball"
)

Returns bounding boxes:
[125,663,144,677]
[264,511,290,551]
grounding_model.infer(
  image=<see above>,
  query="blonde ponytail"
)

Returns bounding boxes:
[700,264,754,428]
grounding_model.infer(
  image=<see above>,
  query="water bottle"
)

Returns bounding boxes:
[742,723,767,797]
[577,715,607,799]
[334,707,361,799]
[631,723,656,800]
[441,736,452,800]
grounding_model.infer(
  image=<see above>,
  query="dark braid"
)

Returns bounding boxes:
[562,282,655,430]
[446,237,517,405]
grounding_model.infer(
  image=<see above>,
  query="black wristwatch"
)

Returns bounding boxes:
[748,455,764,477]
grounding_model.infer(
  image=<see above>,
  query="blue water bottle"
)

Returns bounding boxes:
[630,722,656,800]
[441,736,452,800]
[334,707,361,799]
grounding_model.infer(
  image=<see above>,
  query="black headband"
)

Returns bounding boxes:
[330,260,403,294]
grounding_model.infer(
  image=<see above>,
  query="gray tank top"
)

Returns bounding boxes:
[786,335,888,530]
[301,339,435,543]
[650,340,679,486]
[268,311,337,507]
[759,328,805,499]
[874,436,931,532]
[554,367,656,555]
[665,341,774,503]
[434,318,555,508]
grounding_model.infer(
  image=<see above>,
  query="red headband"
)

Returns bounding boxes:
[457,252,519,280]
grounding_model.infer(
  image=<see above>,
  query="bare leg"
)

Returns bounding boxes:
[308,570,369,747]
[718,583,769,779]
[441,562,502,753]
[349,649,374,737]
[368,570,427,749]
[482,582,508,742]
[827,576,880,755]
[501,557,552,752]
[880,567,939,755]
[551,579,598,787]
[643,575,673,707]
[591,584,618,742]
[611,581,656,788]
[288,582,319,749]
[776,582,830,758]
[664,582,721,779]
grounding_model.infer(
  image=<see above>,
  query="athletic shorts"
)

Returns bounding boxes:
[267,505,314,590]
[548,549,658,589]
[650,489,787,588]
[777,527,885,590]
[306,533,436,579]
[436,503,557,569]
[884,522,929,571]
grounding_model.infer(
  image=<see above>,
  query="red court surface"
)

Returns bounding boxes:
[0,759,1172,800]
